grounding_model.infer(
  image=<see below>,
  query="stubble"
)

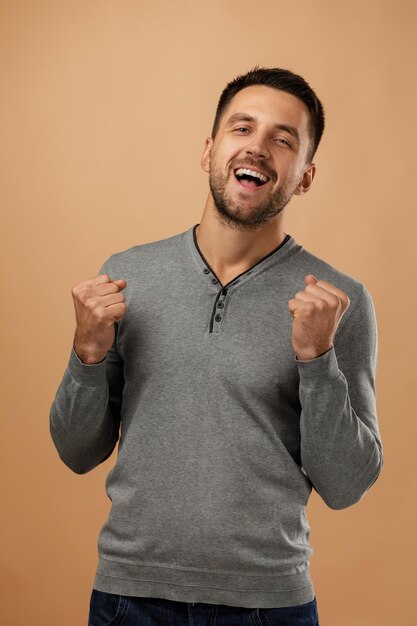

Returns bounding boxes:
[208,162,300,232]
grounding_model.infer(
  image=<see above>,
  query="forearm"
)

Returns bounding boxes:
[298,347,383,510]
[49,348,120,474]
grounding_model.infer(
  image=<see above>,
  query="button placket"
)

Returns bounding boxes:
[212,289,227,333]
[201,266,244,333]
[213,293,224,331]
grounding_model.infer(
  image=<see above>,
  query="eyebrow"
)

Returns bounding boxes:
[225,113,300,142]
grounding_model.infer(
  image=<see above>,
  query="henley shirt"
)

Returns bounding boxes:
[49,223,383,608]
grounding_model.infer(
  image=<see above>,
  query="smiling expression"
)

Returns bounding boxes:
[201,85,316,230]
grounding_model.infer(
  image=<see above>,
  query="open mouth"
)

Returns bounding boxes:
[234,167,270,191]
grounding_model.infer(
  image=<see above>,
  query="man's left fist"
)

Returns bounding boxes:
[288,274,350,361]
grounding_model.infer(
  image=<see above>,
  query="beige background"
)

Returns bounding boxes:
[1,1,415,625]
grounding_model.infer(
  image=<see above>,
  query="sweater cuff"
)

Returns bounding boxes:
[295,346,340,388]
[68,346,108,387]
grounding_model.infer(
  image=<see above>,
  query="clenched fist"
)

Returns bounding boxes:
[72,273,127,364]
[288,274,350,361]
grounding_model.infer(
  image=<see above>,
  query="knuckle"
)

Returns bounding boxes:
[78,287,91,302]
[86,298,98,310]
[95,307,105,321]
[71,283,82,297]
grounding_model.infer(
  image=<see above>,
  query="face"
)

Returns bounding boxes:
[201,85,316,230]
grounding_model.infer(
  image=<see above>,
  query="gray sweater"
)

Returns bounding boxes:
[49,224,383,608]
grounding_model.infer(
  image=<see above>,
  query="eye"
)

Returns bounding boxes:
[276,137,291,147]
[234,127,249,133]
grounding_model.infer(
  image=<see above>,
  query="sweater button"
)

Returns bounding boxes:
[217,302,224,309]
[203,268,210,274]
[215,314,222,322]
[221,288,228,296]
[211,278,218,284]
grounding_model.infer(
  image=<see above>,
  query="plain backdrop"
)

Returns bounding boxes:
[1,1,416,625]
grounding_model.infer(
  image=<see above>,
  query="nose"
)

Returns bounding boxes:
[244,132,270,159]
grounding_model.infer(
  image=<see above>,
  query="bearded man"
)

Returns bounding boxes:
[50,66,383,626]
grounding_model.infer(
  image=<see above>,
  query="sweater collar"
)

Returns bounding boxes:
[184,223,298,289]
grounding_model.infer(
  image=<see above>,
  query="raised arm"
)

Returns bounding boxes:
[289,277,383,509]
[49,265,127,474]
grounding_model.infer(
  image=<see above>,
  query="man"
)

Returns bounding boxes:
[50,66,383,626]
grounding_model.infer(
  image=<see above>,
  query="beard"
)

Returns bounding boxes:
[208,162,300,232]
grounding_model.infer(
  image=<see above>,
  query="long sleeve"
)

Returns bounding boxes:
[49,261,124,474]
[297,283,383,510]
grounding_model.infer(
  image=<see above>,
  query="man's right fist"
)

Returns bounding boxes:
[72,273,127,364]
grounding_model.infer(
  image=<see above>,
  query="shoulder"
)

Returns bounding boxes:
[100,230,185,275]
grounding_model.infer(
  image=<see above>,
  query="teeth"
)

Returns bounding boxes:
[235,168,268,183]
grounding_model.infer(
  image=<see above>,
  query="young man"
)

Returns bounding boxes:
[50,67,383,626]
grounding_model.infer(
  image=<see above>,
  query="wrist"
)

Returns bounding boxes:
[295,345,333,361]
[73,341,107,365]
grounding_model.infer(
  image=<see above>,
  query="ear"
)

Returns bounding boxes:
[294,163,316,195]
[201,137,213,173]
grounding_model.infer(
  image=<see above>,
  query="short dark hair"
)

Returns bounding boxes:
[211,66,325,162]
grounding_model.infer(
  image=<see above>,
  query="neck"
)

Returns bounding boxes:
[195,194,287,280]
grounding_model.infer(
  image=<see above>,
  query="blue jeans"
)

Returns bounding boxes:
[88,589,320,625]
